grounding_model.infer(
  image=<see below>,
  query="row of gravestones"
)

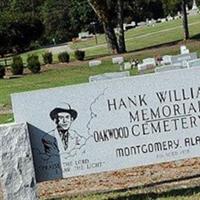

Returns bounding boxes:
[88,47,200,76]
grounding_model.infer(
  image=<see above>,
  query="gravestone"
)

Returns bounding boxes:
[89,71,130,82]
[0,123,37,200]
[171,52,198,65]
[161,18,166,23]
[137,22,146,27]
[180,46,190,55]
[11,67,200,182]
[78,32,93,40]
[155,64,186,73]
[138,58,156,73]
[167,15,173,21]
[143,58,156,66]
[160,55,172,65]
[112,57,124,64]
[187,59,200,68]
[89,60,102,67]
[123,21,136,30]
[124,62,132,70]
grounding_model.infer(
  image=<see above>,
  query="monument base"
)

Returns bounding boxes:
[0,123,37,200]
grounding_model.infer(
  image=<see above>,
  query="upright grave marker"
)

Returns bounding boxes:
[89,71,130,82]
[11,67,200,182]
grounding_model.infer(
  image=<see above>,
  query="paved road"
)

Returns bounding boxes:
[46,44,73,54]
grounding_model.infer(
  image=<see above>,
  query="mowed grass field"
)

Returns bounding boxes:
[1,15,200,124]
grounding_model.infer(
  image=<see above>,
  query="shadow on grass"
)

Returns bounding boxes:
[191,33,200,41]
[85,39,184,61]
[104,174,200,200]
[128,39,183,54]
[105,186,200,200]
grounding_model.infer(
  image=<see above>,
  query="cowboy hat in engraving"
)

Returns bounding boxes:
[42,103,86,157]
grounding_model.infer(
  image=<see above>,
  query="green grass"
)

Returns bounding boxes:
[70,15,200,58]
[0,62,128,108]
[0,114,13,124]
[1,15,200,124]
[54,186,200,200]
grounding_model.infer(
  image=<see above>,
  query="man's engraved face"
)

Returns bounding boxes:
[56,112,73,130]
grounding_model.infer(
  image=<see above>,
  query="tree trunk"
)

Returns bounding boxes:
[103,21,119,54]
[117,0,126,53]
[182,0,189,40]
[88,0,119,54]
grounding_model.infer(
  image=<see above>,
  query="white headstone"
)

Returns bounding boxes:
[124,62,132,70]
[143,58,156,66]
[137,63,147,71]
[89,71,130,82]
[112,57,124,64]
[89,60,102,67]
[167,15,173,21]
[12,68,200,182]
[0,123,37,200]
[78,32,93,40]
[160,55,172,65]
[138,22,146,27]
[161,18,166,23]
[180,45,190,55]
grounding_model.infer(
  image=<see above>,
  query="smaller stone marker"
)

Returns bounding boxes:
[112,56,124,64]
[0,123,37,200]
[187,58,200,68]
[137,21,146,27]
[124,62,132,70]
[78,32,93,40]
[138,58,156,73]
[89,60,102,67]
[167,15,173,21]
[155,64,186,73]
[89,71,130,82]
[161,18,166,23]
[180,45,190,55]
[160,55,172,65]
[143,58,156,66]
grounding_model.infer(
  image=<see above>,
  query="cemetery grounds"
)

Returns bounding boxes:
[1,15,200,200]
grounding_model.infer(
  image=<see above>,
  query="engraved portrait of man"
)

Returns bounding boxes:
[41,103,86,157]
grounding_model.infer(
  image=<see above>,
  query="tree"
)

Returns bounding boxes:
[41,0,72,44]
[182,0,190,40]
[88,0,119,54]
[88,0,128,54]
[117,0,126,53]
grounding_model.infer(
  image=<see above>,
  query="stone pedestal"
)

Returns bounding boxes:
[0,123,37,200]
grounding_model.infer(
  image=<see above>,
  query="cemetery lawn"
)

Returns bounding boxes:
[61,192,200,200]
[1,38,200,124]
[70,15,200,58]
[1,15,200,65]
[0,114,13,124]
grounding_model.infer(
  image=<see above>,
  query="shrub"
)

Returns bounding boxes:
[58,52,70,63]
[11,56,24,75]
[74,50,85,61]
[42,52,53,64]
[0,64,5,78]
[27,54,41,73]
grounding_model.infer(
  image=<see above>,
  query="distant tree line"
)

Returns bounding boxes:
[0,0,198,56]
